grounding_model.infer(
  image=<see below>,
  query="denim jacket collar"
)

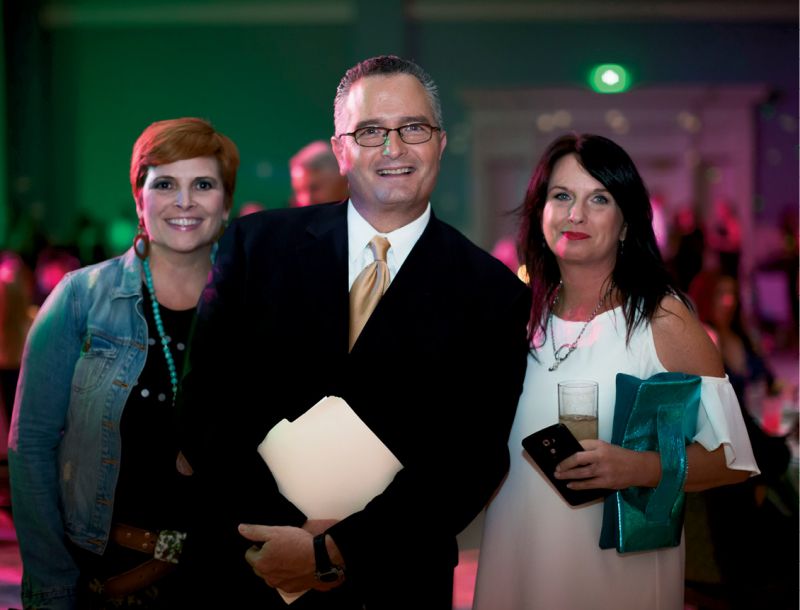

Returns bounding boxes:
[109,247,143,300]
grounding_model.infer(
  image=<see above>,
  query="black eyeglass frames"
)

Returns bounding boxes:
[337,123,441,147]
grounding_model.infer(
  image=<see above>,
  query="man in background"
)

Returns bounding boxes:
[289,140,349,207]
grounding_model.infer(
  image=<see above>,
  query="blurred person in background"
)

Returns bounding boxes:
[32,246,81,306]
[0,251,35,437]
[75,213,110,266]
[289,140,349,207]
[705,199,742,279]
[238,200,266,217]
[690,270,785,429]
[688,269,795,609]
[665,205,705,293]
[8,117,239,609]
[776,206,799,339]
[755,204,799,349]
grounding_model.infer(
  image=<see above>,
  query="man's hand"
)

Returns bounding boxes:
[238,524,341,592]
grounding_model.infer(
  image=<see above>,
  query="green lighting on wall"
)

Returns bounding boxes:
[107,217,137,256]
[589,64,631,94]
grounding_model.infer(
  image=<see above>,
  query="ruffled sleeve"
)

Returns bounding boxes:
[693,375,760,475]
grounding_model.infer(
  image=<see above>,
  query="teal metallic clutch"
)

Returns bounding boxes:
[599,372,701,553]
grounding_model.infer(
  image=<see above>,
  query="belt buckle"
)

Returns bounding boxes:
[153,530,186,564]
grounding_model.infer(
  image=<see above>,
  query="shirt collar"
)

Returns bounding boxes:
[347,200,430,267]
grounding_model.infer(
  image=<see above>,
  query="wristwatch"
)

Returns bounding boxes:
[313,534,344,583]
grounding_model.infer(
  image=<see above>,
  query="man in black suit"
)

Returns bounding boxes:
[180,55,530,609]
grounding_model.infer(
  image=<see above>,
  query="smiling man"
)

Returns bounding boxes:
[180,55,531,609]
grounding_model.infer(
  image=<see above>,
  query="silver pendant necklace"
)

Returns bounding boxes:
[548,281,614,372]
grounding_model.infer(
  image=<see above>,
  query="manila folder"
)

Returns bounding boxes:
[256,396,404,603]
[257,395,403,520]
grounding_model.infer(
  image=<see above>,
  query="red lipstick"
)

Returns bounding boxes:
[563,231,590,240]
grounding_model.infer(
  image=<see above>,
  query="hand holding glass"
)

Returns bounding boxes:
[558,380,598,441]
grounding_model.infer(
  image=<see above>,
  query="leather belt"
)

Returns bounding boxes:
[103,558,177,598]
[102,523,186,598]
[110,523,159,554]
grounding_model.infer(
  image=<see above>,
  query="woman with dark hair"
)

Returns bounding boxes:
[688,269,793,609]
[9,117,239,609]
[474,134,757,609]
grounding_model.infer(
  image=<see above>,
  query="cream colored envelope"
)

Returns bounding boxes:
[257,395,403,603]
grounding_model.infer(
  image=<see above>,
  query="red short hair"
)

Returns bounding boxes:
[130,117,240,211]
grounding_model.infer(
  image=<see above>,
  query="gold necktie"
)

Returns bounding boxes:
[349,235,391,351]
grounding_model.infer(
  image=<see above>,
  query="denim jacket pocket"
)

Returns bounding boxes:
[71,331,120,393]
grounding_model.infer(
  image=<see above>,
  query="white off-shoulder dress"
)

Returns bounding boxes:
[473,306,758,610]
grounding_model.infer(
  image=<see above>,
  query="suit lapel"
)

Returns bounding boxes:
[293,204,350,352]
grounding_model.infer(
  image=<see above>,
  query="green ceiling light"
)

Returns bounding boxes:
[589,64,631,94]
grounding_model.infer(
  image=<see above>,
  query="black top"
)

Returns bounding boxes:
[71,288,198,592]
[112,286,196,529]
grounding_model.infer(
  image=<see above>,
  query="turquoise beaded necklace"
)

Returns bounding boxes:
[142,257,179,406]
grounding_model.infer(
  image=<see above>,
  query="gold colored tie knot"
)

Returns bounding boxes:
[349,235,391,351]
[370,235,390,263]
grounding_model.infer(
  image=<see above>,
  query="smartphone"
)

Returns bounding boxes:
[521,423,610,506]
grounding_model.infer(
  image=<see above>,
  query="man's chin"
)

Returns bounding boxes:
[374,185,430,206]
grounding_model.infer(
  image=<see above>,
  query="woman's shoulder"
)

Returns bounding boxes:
[651,294,724,376]
[43,252,137,308]
[653,293,692,323]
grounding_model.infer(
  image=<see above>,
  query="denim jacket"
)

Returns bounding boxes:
[8,248,148,610]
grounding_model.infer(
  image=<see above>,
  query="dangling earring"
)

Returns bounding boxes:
[133,218,150,260]
[618,239,625,256]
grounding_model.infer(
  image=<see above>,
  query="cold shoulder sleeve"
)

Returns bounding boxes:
[693,375,760,475]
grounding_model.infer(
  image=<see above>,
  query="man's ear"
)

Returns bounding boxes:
[331,136,347,177]
[438,130,447,160]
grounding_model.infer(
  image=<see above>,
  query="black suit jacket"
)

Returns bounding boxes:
[180,202,530,609]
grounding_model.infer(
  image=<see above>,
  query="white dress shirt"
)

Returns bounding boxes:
[347,200,431,290]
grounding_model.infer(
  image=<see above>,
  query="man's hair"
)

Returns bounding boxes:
[333,55,443,134]
[289,140,339,174]
[130,117,240,211]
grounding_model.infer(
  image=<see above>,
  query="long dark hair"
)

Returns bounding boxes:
[519,133,687,348]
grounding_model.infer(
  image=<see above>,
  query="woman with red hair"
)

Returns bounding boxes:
[9,117,239,609]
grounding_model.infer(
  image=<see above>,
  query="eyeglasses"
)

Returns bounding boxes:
[337,123,441,147]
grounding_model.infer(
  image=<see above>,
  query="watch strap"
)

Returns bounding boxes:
[313,533,343,582]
